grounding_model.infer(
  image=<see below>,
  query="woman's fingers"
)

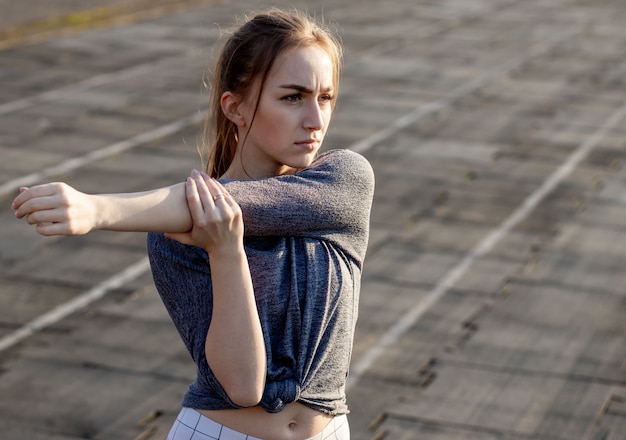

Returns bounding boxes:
[11,187,32,210]
[193,170,216,211]
[186,171,216,226]
[205,176,227,202]
[15,194,63,219]
[12,183,62,209]
[173,170,242,252]
[187,169,229,214]
[13,183,96,235]
[184,176,203,218]
[24,207,65,225]
[35,221,70,237]
[13,183,74,219]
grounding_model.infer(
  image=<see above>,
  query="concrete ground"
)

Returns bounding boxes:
[1,0,625,439]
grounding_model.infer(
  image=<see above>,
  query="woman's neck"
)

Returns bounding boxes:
[222,159,297,180]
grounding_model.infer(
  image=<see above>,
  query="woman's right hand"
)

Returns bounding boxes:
[12,183,98,236]
[166,170,244,255]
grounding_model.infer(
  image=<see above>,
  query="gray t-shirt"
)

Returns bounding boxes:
[147,149,375,415]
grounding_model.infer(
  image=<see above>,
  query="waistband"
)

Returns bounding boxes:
[167,407,349,440]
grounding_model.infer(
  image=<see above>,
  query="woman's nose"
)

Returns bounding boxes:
[303,101,324,131]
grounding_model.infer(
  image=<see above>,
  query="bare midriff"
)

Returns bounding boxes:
[197,402,334,440]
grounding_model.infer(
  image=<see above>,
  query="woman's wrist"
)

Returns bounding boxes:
[90,194,110,231]
[206,242,246,260]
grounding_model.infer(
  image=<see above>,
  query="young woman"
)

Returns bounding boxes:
[12,8,374,440]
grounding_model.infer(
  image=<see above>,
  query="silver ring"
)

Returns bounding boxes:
[213,193,224,201]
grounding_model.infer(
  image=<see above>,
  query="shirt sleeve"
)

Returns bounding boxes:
[221,149,375,239]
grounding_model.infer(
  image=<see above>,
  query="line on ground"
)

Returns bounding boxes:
[0,257,150,353]
[346,99,626,390]
[0,111,206,199]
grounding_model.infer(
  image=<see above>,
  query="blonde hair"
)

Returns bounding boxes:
[203,8,343,177]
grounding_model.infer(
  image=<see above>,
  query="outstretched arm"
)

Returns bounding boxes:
[12,181,192,235]
[223,149,375,238]
[11,150,374,241]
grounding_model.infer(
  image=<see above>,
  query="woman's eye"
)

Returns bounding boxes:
[320,94,334,103]
[283,94,302,103]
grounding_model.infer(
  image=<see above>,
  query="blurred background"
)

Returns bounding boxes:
[1,0,625,439]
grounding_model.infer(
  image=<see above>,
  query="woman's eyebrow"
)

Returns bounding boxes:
[279,84,312,93]
[279,84,334,93]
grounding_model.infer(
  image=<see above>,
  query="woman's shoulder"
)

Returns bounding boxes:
[313,148,370,167]
[308,149,374,183]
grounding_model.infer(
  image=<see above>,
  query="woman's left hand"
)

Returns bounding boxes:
[12,183,99,236]
[166,170,243,255]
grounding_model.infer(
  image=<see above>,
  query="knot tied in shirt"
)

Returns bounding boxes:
[261,379,301,413]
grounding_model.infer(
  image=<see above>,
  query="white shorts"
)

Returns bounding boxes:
[166,407,350,440]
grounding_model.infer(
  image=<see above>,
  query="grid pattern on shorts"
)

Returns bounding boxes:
[167,408,349,440]
[306,414,349,440]
[167,408,262,440]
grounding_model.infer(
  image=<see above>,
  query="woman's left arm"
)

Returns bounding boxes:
[223,149,375,238]
[12,182,192,235]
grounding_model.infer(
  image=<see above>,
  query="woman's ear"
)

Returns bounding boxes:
[221,91,246,127]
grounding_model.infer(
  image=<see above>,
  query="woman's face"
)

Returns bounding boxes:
[232,44,335,179]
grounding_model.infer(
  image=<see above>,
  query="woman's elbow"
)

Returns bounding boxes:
[214,364,265,407]
[224,381,264,407]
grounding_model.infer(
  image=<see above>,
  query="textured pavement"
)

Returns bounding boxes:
[1,0,626,439]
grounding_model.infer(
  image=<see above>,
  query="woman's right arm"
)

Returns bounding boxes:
[12,181,192,236]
